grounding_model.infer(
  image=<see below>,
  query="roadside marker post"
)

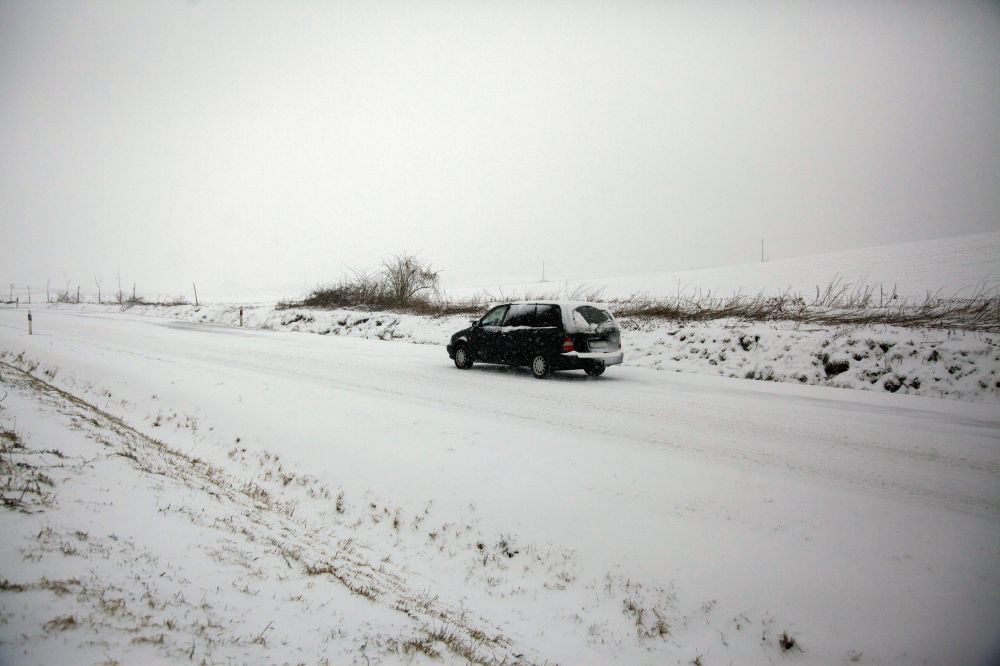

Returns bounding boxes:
[28,311,32,335]
[239,307,244,327]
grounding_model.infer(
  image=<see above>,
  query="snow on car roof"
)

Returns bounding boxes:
[500,301,616,331]
[505,300,611,310]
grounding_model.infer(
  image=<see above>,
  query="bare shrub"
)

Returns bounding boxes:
[381,253,440,305]
[295,253,443,311]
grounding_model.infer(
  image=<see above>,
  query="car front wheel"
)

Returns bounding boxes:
[454,345,473,369]
[531,355,552,379]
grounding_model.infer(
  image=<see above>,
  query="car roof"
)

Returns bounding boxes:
[503,300,610,309]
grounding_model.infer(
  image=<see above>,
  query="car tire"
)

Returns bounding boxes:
[531,355,552,379]
[454,345,473,370]
[584,362,606,377]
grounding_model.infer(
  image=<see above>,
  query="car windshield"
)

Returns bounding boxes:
[480,306,507,327]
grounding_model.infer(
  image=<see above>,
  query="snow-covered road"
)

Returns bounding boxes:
[2,305,999,664]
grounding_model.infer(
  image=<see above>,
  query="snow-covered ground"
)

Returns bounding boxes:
[1,307,999,664]
[32,301,1000,403]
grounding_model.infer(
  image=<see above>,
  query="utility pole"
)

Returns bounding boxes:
[27,287,30,305]
[761,239,764,262]
[541,260,546,282]
[192,282,199,306]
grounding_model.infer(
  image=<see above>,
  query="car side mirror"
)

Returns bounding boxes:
[469,318,480,327]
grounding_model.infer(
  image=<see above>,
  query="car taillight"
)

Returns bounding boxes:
[562,336,575,353]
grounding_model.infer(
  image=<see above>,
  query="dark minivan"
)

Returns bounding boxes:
[447,301,623,378]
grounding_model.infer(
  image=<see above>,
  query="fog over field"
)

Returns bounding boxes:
[1,1,999,295]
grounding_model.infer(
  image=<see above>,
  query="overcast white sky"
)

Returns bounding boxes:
[2,0,999,298]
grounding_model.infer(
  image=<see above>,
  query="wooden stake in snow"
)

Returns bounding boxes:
[192,283,199,306]
[239,306,244,327]
[27,310,32,335]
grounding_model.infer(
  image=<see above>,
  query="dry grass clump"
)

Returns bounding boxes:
[613,278,1000,332]
[0,419,56,512]
[122,295,189,307]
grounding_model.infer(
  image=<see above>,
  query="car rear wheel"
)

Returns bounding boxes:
[584,362,606,377]
[531,355,552,379]
[454,345,473,369]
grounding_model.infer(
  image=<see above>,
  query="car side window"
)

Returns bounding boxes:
[534,304,561,328]
[480,305,508,327]
[503,304,535,327]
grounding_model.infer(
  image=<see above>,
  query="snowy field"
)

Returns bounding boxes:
[16,232,993,308]
[1,307,999,665]
[442,231,1000,302]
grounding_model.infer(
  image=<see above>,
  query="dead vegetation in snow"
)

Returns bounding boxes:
[0,361,536,665]
[284,268,1000,332]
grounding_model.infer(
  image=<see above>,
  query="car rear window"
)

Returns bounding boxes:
[573,305,612,326]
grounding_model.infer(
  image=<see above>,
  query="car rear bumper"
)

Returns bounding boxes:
[557,350,624,368]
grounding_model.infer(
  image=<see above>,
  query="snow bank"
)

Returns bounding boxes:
[622,319,1000,403]
[68,302,469,346]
